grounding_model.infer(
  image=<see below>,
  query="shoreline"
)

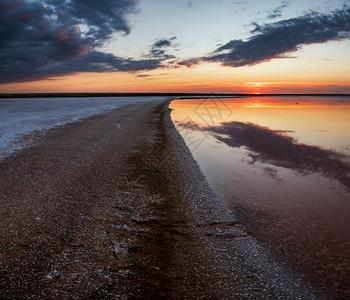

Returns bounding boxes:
[1,92,350,98]
[0,99,320,298]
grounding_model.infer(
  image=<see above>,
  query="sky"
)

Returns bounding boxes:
[0,0,350,93]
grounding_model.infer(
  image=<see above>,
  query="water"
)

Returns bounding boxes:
[170,96,350,298]
[0,97,165,160]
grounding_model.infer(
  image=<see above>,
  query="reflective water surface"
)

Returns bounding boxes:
[170,96,350,298]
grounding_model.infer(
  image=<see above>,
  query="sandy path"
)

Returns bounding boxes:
[0,99,320,299]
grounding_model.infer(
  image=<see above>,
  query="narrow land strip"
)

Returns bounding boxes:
[0,99,320,298]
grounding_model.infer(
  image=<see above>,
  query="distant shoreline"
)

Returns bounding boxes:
[1,92,350,98]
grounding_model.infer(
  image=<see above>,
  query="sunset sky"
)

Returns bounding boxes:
[1,0,350,93]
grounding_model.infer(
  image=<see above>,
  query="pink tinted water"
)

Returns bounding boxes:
[170,96,350,298]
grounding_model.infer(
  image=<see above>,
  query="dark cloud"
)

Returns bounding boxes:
[136,74,151,78]
[176,58,201,68]
[0,0,164,83]
[60,51,162,72]
[147,37,177,60]
[267,2,289,19]
[149,49,174,60]
[196,6,350,67]
[153,38,174,48]
[1,50,163,83]
[66,0,139,41]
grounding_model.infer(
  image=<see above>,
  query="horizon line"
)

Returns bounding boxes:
[1,92,350,98]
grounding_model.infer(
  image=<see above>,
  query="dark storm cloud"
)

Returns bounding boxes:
[196,6,350,68]
[67,0,138,37]
[43,0,140,44]
[1,50,163,83]
[0,0,164,83]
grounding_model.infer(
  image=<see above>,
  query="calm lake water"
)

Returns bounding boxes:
[170,96,350,298]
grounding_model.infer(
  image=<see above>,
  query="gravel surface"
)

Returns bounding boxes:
[0,99,324,299]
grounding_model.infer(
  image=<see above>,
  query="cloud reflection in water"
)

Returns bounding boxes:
[178,120,350,190]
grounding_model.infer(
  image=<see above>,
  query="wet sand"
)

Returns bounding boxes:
[0,99,321,298]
